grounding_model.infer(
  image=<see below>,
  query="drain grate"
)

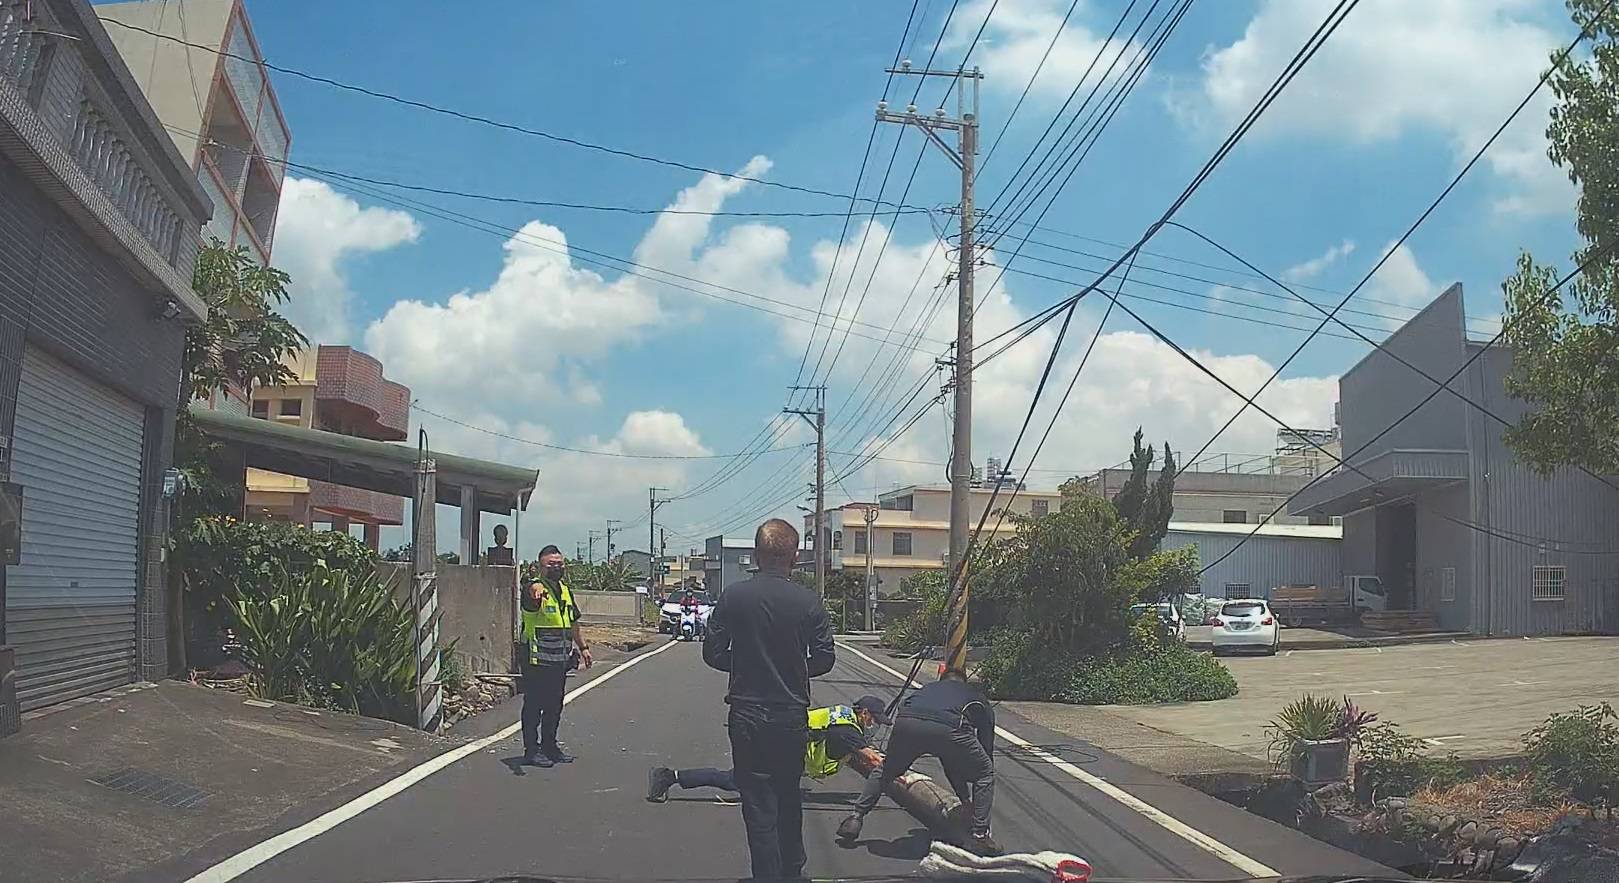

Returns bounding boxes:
[89,767,208,809]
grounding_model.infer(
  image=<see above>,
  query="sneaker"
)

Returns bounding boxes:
[524,751,553,768]
[647,767,676,802]
[966,833,1004,857]
[542,746,575,764]
[836,814,863,841]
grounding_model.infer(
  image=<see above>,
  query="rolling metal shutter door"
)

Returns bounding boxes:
[5,347,144,710]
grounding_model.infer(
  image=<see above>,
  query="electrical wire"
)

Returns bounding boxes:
[1175,0,1613,492]
[99,16,934,211]
[975,0,1082,180]
[411,402,810,460]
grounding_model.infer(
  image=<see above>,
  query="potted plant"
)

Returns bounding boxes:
[1268,694,1377,787]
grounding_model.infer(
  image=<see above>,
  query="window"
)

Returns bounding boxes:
[1532,565,1566,601]
[738,554,752,567]
[892,532,913,556]
[852,530,867,554]
[1221,601,1266,617]
[882,494,913,511]
[251,399,269,418]
[279,398,302,417]
[1308,513,1332,526]
[1441,567,1457,602]
[1222,582,1251,599]
[1030,499,1050,517]
[1222,510,1248,524]
[832,530,842,551]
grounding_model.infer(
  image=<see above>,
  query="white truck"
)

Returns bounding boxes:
[1268,575,1388,626]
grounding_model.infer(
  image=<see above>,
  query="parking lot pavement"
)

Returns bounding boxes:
[1103,636,1619,761]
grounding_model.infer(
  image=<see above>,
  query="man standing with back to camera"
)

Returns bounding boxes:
[703,518,836,880]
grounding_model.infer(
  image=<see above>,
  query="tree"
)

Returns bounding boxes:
[1130,443,1178,559]
[170,242,310,672]
[1111,429,1153,527]
[1501,0,1619,474]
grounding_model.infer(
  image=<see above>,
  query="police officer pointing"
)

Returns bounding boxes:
[518,544,591,766]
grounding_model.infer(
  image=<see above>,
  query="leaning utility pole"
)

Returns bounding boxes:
[878,62,981,676]
[785,385,826,597]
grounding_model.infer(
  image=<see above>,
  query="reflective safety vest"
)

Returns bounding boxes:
[520,580,579,665]
[803,704,861,779]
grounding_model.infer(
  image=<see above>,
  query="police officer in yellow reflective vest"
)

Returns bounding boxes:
[518,544,592,766]
[645,696,890,801]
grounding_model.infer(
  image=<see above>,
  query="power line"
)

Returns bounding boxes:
[412,402,810,460]
[1197,245,1613,573]
[1176,0,1611,492]
[99,16,932,211]
[975,0,1083,179]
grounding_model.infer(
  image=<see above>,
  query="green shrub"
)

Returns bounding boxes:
[1064,646,1237,704]
[1353,722,1461,798]
[977,629,1237,704]
[1266,694,1380,766]
[179,515,380,610]
[1522,702,1619,808]
[882,571,950,653]
[229,561,417,722]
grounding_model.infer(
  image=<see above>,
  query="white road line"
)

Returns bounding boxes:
[185,638,681,883]
[836,641,1278,879]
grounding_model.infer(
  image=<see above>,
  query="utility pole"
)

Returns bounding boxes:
[878,61,981,676]
[605,519,622,562]
[864,504,878,631]
[785,385,826,598]
[576,541,584,561]
[588,530,602,564]
[648,487,669,586]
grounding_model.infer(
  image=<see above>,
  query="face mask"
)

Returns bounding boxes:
[542,563,564,579]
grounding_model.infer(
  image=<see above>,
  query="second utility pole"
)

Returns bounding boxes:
[877,63,981,583]
[785,386,826,598]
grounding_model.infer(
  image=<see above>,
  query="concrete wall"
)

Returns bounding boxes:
[378,563,519,674]
[572,590,640,624]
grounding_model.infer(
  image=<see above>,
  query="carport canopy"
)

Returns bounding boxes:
[190,405,537,516]
[1288,448,1467,517]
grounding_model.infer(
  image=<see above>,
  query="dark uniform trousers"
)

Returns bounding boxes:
[853,715,995,837]
[520,661,568,754]
[728,702,808,879]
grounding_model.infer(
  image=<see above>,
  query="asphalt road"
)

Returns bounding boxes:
[195,638,1391,883]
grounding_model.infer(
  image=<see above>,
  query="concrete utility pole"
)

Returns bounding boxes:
[785,385,826,598]
[878,62,981,676]
[864,504,879,631]
[588,530,603,564]
[605,519,622,562]
[648,487,669,584]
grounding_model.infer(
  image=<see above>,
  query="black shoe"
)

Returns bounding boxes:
[966,833,1004,857]
[542,746,575,764]
[648,767,676,802]
[525,750,554,768]
[836,814,863,841]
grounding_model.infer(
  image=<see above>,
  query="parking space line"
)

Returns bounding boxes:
[183,638,682,883]
[836,641,1279,879]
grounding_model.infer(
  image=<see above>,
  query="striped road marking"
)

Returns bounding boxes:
[185,638,683,883]
[837,641,1279,879]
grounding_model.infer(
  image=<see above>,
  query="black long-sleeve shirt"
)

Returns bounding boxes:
[702,573,835,708]
[897,678,996,759]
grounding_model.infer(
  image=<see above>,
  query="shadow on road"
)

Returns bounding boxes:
[842,827,933,860]
[499,754,529,776]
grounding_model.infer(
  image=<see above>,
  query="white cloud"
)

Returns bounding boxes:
[1176,0,1570,216]
[271,177,422,343]
[1284,239,1356,281]
[1366,241,1437,309]
[945,0,1143,101]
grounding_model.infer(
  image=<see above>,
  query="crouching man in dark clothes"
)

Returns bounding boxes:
[700,518,836,880]
[837,671,1002,856]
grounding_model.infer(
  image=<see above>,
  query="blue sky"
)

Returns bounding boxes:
[219,0,1587,559]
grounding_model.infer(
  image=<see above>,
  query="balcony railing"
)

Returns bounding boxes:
[0,0,202,285]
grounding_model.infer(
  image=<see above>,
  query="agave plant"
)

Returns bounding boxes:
[1267,693,1347,766]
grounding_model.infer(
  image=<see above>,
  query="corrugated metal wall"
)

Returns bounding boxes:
[1468,347,1619,635]
[1162,530,1341,599]
[1412,484,1474,632]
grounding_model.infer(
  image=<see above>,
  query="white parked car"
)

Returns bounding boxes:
[1210,599,1280,656]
